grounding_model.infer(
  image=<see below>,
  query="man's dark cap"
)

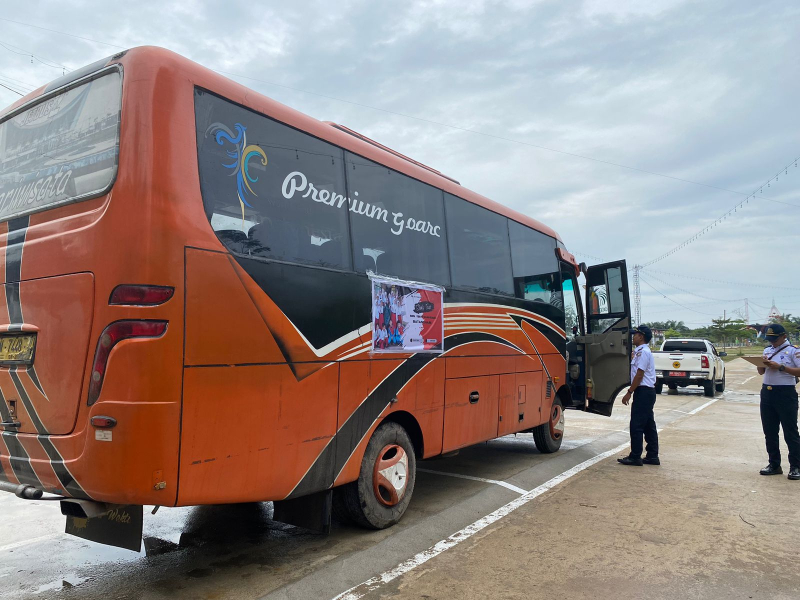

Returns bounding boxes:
[764,323,786,341]
[631,324,652,342]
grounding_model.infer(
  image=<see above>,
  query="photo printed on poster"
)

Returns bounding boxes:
[370,274,444,353]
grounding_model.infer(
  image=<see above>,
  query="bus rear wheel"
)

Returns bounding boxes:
[335,422,416,529]
[533,397,564,453]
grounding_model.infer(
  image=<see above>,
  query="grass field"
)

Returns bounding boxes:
[720,346,765,362]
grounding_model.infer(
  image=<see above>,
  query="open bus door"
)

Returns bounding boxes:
[580,260,631,416]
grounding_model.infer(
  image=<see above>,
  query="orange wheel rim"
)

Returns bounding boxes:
[372,444,409,507]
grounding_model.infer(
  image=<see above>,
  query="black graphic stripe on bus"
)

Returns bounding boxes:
[287,332,520,499]
[9,369,48,435]
[8,369,87,498]
[5,215,30,330]
[509,315,566,355]
[27,367,47,397]
[1,432,42,487]
[234,256,565,357]
[0,444,7,482]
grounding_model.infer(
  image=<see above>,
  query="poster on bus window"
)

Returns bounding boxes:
[370,274,444,354]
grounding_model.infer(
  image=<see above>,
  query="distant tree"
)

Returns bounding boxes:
[776,314,800,341]
[642,320,690,333]
[710,318,752,348]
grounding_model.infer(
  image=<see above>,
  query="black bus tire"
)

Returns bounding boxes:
[533,397,564,454]
[655,382,664,394]
[335,422,416,530]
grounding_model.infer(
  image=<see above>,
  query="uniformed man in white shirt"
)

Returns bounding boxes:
[618,325,659,466]
[756,323,800,480]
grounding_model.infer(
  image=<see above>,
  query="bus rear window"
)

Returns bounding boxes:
[0,69,121,221]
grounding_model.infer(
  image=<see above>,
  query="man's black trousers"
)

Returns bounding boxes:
[630,386,658,459]
[760,384,800,468]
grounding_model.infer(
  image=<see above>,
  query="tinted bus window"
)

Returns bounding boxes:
[345,153,449,284]
[0,70,121,221]
[508,221,560,307]
[445,194,513,296]
[195,90,351,270]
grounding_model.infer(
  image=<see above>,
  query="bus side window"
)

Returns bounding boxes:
[445,194,514,296]
[561,275,581,343]
[195,90,351,270]
[508,221,561,311]
[345,153,449,285]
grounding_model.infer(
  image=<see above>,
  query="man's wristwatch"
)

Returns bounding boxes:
[779,365,786,372]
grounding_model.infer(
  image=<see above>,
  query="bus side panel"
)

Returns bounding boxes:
[181,248,340,504]
[333,357,445,487]
[179,363,340,504]
[184,249,286,366]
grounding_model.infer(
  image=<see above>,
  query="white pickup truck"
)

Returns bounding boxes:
[653,338,726,397]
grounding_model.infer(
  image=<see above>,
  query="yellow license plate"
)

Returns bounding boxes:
[0,334,37,364]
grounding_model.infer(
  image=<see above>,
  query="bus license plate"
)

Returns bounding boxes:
[0,334,36,364]
[668,371,687,377]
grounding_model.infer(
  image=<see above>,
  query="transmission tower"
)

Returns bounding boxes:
[744,298,749,325]
[632,265,641,326]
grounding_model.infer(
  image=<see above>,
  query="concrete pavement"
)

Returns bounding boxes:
[363,359,800,600]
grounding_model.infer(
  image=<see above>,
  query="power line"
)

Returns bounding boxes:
[0,81,23,96]
[0,17,126,50]
[0,72,36,91]
[642,155,800,267]
[0,40,70,72]
[642,272,743,303]
[639,276,720,317]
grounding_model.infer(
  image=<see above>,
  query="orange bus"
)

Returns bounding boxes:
[0,47,631,550]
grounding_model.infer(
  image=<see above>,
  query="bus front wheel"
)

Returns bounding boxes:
[533,397,564,453]
[335,422,417,529]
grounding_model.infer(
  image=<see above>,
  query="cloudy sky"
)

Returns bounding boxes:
[1,0,798,327]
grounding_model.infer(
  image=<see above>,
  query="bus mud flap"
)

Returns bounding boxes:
[63,503,143,551]
[273,489,332,534]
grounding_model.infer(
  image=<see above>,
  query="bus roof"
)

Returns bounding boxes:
[4,46,565,246]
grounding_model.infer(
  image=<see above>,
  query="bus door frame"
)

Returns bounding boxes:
[579,260,631,416]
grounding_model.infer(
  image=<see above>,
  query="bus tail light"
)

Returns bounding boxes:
[109,285,174,306]
[87,320,168,406]
[701,356,709,369]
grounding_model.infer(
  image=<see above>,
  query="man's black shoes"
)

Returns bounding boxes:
[789,467,800,480]
[642,456,661,465]
[760,464,783,476]
[617,456,643,466]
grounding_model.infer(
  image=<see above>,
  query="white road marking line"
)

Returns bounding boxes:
[332,397,719,600]
[417,469,527,495]
[0,533,60,553]
[740,375,756,385]
[333,443,628,600]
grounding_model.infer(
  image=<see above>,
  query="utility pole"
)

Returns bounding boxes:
[632,265,641,327]
[723,309,726,350]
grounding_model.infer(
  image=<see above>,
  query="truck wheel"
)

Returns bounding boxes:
[335,422,416,529]
[703,372,715,397]
[533,397,564,454]
[716,371,726,393]
[655,382,663,394]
